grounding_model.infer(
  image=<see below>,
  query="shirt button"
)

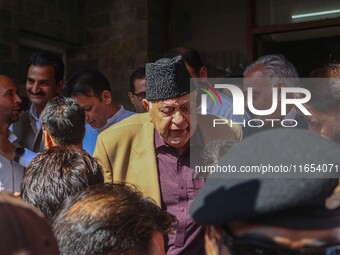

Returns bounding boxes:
[180,207,184,211]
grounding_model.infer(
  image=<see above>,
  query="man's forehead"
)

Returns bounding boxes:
[0,77,16,91]
[73,88,99,99]
[134,78,146,91]
[29,64,55,71]
[156,95,192,106]
[27,65,56,78]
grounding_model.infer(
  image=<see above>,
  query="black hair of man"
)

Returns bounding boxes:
[27,51,65,84]
[163,47,204,76]
[64,68,111,99]
[21,146,104,221]
[52,183,176,255]
[129,67,145,93]
[40,96,85,146]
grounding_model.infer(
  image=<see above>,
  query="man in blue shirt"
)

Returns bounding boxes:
[64,68,135,154]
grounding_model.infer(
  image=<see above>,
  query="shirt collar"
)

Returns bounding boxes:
[8,130,17,143]
[99,105,125,132]
[29,104,39,121]
[284,108,298,122]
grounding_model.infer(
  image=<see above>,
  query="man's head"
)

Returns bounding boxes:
[40,96,85,148]
[302,64,340,144]
[0,75,22,126]
[128,67,147,113]
[0,193,59,255]
[142,56,197,153]
[26,51,64,115]
[21,146,104,220]
[52,183,176,255]
[65,68,115,129]
[164,47,208,78]
[190,128,340,255]
[193,178,340,255]
[243,54,299,122]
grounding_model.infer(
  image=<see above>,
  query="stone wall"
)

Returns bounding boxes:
[0,0,84,84]
[68,0,149,106]
[0,0,160,108]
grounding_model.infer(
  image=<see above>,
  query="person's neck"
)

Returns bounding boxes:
[0,121,9,138]
[49,143,83,150]
[108,104,120,119]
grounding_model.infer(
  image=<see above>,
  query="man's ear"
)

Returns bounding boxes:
[43,130,54,149]
[101,90,112,104]
[128,92,134,102]
[142,99,150,111]
[199,66,208,78]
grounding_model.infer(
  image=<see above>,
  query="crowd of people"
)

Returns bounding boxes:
[0,47,339,255]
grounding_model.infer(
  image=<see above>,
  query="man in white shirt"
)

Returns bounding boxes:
[0,75,24,192]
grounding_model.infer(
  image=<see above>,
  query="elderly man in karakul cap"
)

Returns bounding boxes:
[94,55,242,255]
[190,128,340,255]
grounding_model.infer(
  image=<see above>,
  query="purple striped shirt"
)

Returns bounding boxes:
[155,131,205,255]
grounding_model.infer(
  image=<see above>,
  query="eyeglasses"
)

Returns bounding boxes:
[131,91,146,101]
[221,228,340,255]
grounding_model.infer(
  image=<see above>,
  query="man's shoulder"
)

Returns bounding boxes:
[99,113,152,139]
[12,110,30,130]
[15,110,30,123]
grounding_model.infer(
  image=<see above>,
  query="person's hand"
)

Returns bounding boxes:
[0,134,15,160]
[13,192,21,197]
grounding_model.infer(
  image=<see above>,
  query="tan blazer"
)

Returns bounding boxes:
[94,113,242,205]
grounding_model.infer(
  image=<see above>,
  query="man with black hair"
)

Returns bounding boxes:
[128,67,147,113]
[40,96,85,148]
[64,68,134,154]
[53,183,176,255]
[0,51,66,168]
[0,96,87,168]
[21,145,104,220]
[12,51,64,153]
